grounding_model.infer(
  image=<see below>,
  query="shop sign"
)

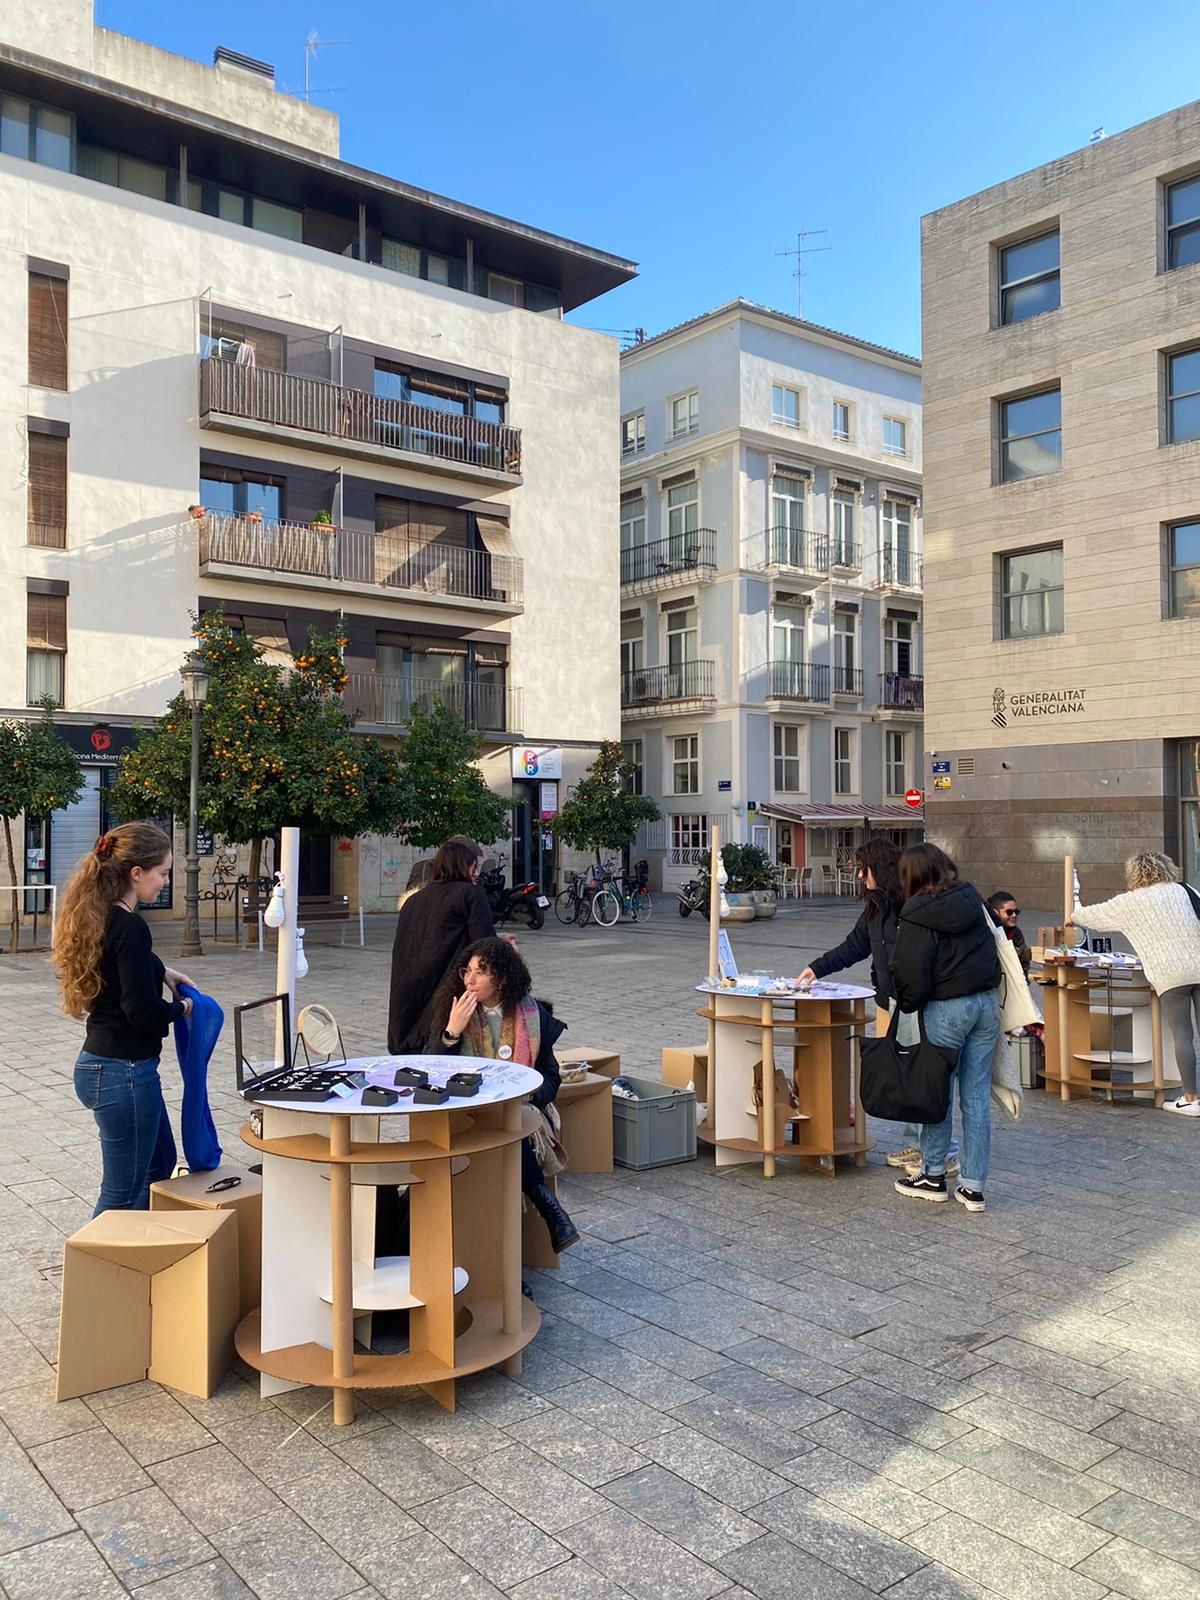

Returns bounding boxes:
[511,747,563,780]
[992,685,1087,728]
[54,724,139,768]
[539,782,558,820]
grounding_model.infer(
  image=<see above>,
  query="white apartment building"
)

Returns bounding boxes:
[618,301,925,890]
[0,1,634,915]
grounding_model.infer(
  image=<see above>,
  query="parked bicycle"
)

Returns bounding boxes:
[555,863,620,927]
[614,860,653,922]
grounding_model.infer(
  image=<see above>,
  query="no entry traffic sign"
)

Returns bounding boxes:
[904,788,923,809]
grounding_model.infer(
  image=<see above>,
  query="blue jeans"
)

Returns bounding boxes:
[918,991,1000,1191]
[74,1053,177,1215]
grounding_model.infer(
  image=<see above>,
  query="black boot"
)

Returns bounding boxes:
[528,1182,580,1253]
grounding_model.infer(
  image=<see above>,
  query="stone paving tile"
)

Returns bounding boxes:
[600,1462,765,1561]
[1087,1444,1200,1517]
[800,1411,960,1490]
[969,1335,1125,1398]
[0,1329,55,1393]
[454,1370,554,1426]
[467,1440,609,1533]
[816,1381,973,1451]
[669,1394,815,1470]
[566,1345,711,1410]
[1077,1534,1200,1599]
[879,1564,1002,1599]
[384,1394,515,1463]
[349,1528,507,1599]
[271,1457,423,1584]
[413,1483,571,1588]
[1094,1410,1200,1480]
[949,1394,1116,1472]
[547,1376,683,1445]
[696,1362,840,1430]
[331,1424,470,1506]
[965,1364,1123,1432]
[559,1505,729,1600]
[132,1560,261,1599]
[924,1465,1111,1566]
[505,1557,638,1599]
[507,1343,588,1395]
[0,1528,128,1599]
[29,1425,152,1510]
[216,1409,338,1490]
[100,1392,217,1467]
[611,1324,733,1380]
[210,1507,363,1600]
[752,1484,929,1590]
[906,1511,1109,1600]
[0,1378,99,1448]
[148,1443,286,1535]
[711,1336,849,1399]
[78,1484,216,1588]
[640,1425,792,1510]
[506,1407,649,1488]
[1084,1488,1200,1567]
[715,1530,876,1599]
[939,1431,1116,1517]
[780,1445,942,1537]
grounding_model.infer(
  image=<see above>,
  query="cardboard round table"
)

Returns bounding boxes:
[237,1054,542,1424]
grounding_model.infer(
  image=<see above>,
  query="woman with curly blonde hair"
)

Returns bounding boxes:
[1071,851,1200,1116]
[53,823,194,1211]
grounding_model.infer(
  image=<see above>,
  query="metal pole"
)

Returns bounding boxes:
[180,702,204,957]
[273,825,300,1066]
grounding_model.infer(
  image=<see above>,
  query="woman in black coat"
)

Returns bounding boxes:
[387,836,496,1053]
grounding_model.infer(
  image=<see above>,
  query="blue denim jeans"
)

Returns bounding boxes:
[74,1053,177,1215]
[918,990,1000,1191]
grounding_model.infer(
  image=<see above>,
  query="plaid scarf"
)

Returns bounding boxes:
[462,993,541,1065]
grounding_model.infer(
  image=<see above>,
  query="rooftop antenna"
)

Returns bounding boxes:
[776,227,830,319]
[303,29,349,101]
[1089,127,1106,144]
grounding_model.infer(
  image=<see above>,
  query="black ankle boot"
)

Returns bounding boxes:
[528,1182,580,1253]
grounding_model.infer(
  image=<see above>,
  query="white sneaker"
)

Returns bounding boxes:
[1163,1097,1200,1117]
[885,1145,921,1168]
[906,1154,960,1178]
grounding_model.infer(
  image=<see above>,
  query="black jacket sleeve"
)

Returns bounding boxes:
[810,910,871,979]
[530,1005,564,1110]
[889,920,938,1012]
[115,915,184,1035]
[1013,927,1032,973]
[466,883,496,944]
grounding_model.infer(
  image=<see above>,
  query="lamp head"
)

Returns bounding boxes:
[180,651,211,708]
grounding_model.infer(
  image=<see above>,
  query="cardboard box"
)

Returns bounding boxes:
[57,1209,239,1402]
[661,1046,708,1106]
[556,1046,620,1079]
[151,1165,262,1319]
[557,1073,613,1175]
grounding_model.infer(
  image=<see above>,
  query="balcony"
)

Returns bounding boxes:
[621,660,717,718]
[828,541,862,576]
[200,358,522,484]
[756,526,830,584]
[832,667,864,697]
[879,672,924,711]
[345,674,522,735]
[621,531,717,594]
[767,661,830,702]
[196,512,522,614]
[877,548,923,590]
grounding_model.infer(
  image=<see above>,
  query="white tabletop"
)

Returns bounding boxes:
[248,1054,543,1115]
[697,981,875,1002]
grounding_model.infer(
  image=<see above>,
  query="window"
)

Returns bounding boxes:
[1168,520,1200,618]
[1001,545,1064,638]
[251,198,304,241]
[1168,348,1200,444]
[834,728,855,796]
[770,473,807,565]
[772,602,806,664]
[809,828,833,856]
[1000,388,1062,481]
[28,271,68,390]
[622,739,644,794]
[199,468,283,522]
[28,431,67,548]
[77,144,169,201]
[488,273,522,306]
[884,613,916,675]
[670,813,708,865]
[1167,176,1200,272]
[373,363,505,423]
[187,180,303,242]
[881,499,913,584]
[27,592,66,707]
[620,613,644,676]
[882,417,907,457]
[772,384,801,428]
[834,608,858,692]
[621,411,646,456]
[774,724,802,792]
[831,489,856,564]
[0,95,72,170]
[671,391,699,438]
[202,318,286,371]
[885,731,907,797]
[620,492,646,555]
[666,604,698,669]
[671,734,700,795]
[666,477,699,559]
[999,231,1061,324]
[832,400,852,442]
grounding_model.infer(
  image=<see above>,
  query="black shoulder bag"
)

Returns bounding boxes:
[859,1006,959,1125]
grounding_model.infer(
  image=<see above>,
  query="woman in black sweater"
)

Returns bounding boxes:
[52,823,193,1214]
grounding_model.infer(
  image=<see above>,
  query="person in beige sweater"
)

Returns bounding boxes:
[1071,851,1200,1116]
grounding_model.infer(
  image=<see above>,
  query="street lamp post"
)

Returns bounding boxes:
[178,652,210,959]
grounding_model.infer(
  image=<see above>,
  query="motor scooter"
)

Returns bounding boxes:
[481,865,547,929]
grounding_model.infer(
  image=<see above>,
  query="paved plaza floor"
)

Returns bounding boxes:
[1,899,1199,1599]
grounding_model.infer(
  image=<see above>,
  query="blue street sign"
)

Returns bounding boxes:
[931,760,951,775]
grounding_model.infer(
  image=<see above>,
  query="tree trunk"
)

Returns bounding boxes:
[3,816,19,956]
[245,836,264,946]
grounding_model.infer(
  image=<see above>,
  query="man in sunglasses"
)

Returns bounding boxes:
[986,891,1031,975]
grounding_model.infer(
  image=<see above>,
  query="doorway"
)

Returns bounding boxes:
[512,781,557,894]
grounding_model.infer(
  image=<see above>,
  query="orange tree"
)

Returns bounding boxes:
[109,614,405,901]
[0,701,83,952]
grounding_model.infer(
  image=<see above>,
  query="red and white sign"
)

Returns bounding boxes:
[904,788,923,809]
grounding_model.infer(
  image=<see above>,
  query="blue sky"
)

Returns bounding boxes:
[99,0,1200,356]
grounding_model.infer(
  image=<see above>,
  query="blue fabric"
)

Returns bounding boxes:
[919,989,1000,1190]
[74,1052,176,1215]
[172,983,224,1172]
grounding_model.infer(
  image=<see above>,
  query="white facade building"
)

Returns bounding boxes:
[0,1,634,915]
[618,302,925,890]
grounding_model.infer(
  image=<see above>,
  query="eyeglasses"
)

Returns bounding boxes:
[1002,907,1021,916]
[458,966,490,981]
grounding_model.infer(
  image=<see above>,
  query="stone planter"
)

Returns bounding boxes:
[723,892,756,923]
[751,890,777,919]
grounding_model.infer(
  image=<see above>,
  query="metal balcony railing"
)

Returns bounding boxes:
[768,661,830,701]
[832,667,864,695]
[879,672,924,710]
[344,674,521,733]
[620,531,717,586]
[880,548,923,588]
[620,660,716,707]
[827,540,862,572]
[201,357,522,476]
[760,525,829,574]
[197,512,522,605]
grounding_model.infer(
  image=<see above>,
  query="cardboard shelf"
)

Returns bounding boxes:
[235,1295,539,1389]
[318,1256,469,1312]
[239,1111,537,1166]
[1072,1051,1151,1065]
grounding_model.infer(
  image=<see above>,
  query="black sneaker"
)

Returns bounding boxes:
[894,1170,948,1203]
[955,1186,986,1213]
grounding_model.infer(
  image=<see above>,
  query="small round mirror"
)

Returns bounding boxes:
[296,1003,340,1057]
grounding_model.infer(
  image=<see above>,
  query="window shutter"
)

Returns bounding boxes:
[27,592,67,650]
[28,273,68,390]
[28,432,67,543]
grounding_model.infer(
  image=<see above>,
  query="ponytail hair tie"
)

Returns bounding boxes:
[93,834,115,861]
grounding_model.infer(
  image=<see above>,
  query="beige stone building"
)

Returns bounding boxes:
[921,102,1200,903]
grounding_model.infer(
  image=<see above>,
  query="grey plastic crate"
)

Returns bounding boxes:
[612,1075,697,1169]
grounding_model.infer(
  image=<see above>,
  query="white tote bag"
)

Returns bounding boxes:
[985,914,1041,1031]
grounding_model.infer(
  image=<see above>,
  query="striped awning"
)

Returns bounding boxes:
[758,801,924,827]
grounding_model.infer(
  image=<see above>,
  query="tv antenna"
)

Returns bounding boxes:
[302,29,349,101]
[776,227,830,319]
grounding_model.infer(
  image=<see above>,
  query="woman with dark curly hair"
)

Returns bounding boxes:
[426,937,578,1252]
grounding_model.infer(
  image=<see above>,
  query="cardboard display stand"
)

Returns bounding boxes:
[151,1165,263,1319]
[522,1070,614,1271]
[57,1210,239,1402]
